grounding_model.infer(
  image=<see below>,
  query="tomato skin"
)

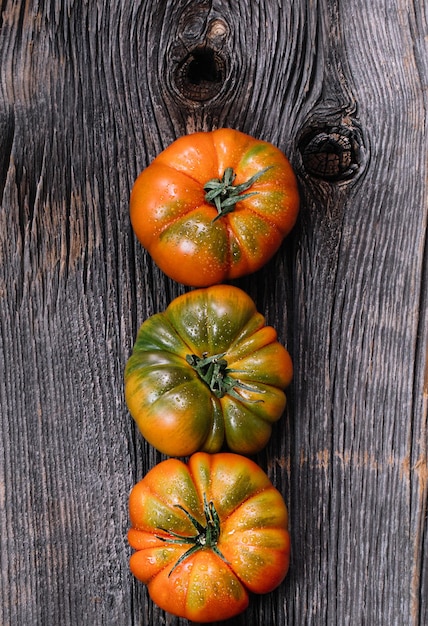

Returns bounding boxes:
[124,285,293,456]
[128,452,290,622]
[130,128,299,286]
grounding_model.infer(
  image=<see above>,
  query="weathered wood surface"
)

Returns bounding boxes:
[1,1,427,625]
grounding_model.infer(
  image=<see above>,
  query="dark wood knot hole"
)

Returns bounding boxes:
[174,46,226,102]
[299,125,362,182]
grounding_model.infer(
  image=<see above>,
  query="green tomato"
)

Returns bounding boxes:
[125,285,293,456]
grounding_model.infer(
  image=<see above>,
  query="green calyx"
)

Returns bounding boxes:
[156,494,228,576]
[204,166,272,221]
[186,351,262,400]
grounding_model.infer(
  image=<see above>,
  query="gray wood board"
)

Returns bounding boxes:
[0,1,427,625]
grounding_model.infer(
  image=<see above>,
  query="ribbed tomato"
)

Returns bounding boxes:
[124,285,293,456]
[130,128,299,286]
[128,452,291,622]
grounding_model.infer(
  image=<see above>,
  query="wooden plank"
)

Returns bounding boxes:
[0,1,426,625]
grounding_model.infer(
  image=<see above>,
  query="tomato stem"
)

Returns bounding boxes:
[204,166,272,221]
[186,352,263,400]
[156,494,228,576]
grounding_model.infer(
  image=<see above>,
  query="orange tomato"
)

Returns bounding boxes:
[130,128,299,286]
[128,452,291,622]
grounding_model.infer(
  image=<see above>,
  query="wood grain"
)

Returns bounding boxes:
[0,1,426,625]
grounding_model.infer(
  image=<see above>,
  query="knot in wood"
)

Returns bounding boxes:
[169,13,229,104]
[299,126,361,182]
[174,45,226,102]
